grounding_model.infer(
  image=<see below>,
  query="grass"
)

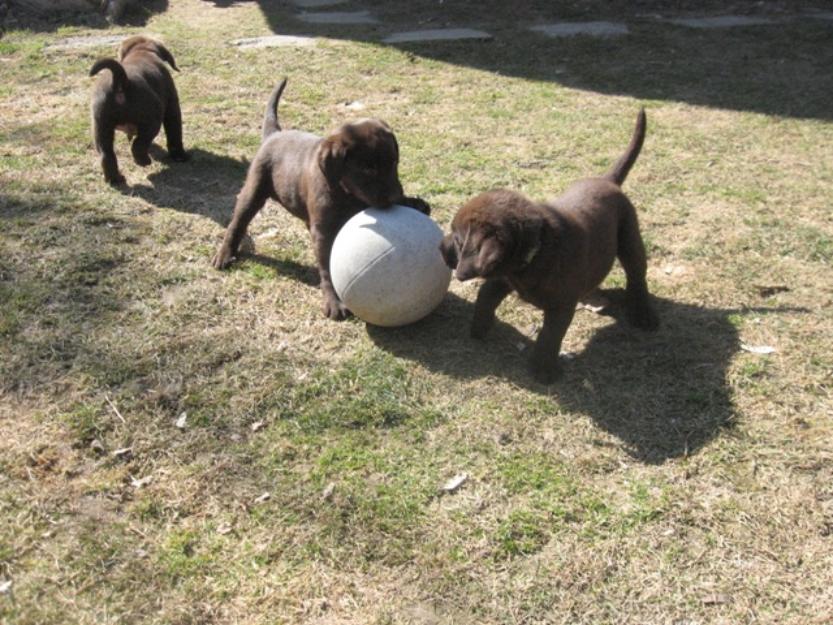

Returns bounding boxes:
[1,1,833,624]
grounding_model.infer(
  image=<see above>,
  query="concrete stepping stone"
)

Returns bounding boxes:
[45,34,125,51]
[669,16,775,28]
[292,0,347,7]
[529,21,628,37]
[231,34,317,48]
[383,28,492,44]
[297,10,379,25]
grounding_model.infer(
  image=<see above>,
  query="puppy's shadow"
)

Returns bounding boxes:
[369,289,748,463]
[125,147,248,227]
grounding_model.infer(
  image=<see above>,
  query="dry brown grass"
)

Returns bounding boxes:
[1,1,832,623]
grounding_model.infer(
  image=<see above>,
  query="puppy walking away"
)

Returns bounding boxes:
[89,35,189,185]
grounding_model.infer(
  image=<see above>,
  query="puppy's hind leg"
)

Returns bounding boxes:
[131,119,161,167]
[471,278,513,339]
[163,92,189,162]
[93,117,124,185]
[617,203,659,330]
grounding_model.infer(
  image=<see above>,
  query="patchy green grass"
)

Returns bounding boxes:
[1,1,833,624]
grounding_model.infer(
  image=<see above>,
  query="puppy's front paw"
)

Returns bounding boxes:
[403,196,431,216]
[628,302,659,331]
[530,357,563,385]
[322,296,351,321]
[212,246,235,270]
[106,174,127,186]
[133,153,152,167]
[170,150,190,162]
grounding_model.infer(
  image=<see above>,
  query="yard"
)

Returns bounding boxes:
[1,1,832,623]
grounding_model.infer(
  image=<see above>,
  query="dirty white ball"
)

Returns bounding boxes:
[330,205,451,327]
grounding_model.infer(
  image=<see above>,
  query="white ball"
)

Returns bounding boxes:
[330,205,451,327]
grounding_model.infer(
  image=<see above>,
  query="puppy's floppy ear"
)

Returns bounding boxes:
[515,217,543,266]
[439,233,458,269]
[152,42,180,71]
[318,132,348,183]
[476,236,506,276]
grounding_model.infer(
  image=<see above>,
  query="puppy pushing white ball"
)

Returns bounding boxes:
[330,205,451,327]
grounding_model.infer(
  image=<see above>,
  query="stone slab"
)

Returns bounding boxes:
[669,16,775,28]
[292,0,347,7]
[45,34,129,51]
[530,21,629,37]
[231,34,317,48]
[297,10,379,25]
[383,28,492,43]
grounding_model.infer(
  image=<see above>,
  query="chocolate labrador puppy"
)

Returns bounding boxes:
[212,79,430,320]
[89,35,188,185]
[440,109,659,383]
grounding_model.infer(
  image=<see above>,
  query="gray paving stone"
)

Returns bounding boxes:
[292,0,347,7]
[297,10,379,25]
[529,21,628,38]
[231,34,317,48]
[383,28,493,43]
[803,11,833,21]
[669,16,775,28]
[45,35,126,51]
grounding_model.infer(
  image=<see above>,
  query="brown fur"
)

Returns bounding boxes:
[212,79,430,320]
[440,109,658,383]
[89,35,188,185]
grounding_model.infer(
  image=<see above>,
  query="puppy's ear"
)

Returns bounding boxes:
[476,237,505,275]
[515,217,543,266]
[150,41,180,72]
[318,133,348,184]
[439,233,458,269]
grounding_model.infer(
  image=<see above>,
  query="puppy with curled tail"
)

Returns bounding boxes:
[213,79,431,321]
[89,35,188,185]
[440,109,658,384]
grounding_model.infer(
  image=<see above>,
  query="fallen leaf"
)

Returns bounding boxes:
[756,285,789,297]
[113,447,133,458]
[175,412,187,429]
[89,439,105,454]
[250,420,266,432]
[0,580,11,594]
[217,522,233,535]
[741,343,776,355]
[442,473,469,493]
[254,492,271,504]
[130,475,153,489]
[321,482,336,501]
[702,593,732,606]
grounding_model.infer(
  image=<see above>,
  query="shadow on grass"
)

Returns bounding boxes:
[208,0,833,121]
[4,0,169,32]
[369,288,744,464]
[125,147,248,226]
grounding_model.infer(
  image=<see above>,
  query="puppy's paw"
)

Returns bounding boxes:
[133,153,152,167]
[170,150,190,163]
[106,174,127,186]
[322,296,351,321]
[402,196,431,216]
[212,247,235,270]
[529,355,563,385]
[628,303,659,331]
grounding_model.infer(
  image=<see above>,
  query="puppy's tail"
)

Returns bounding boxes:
[89,58,128,93]
[604,108,646,186]
[261,78,288,141]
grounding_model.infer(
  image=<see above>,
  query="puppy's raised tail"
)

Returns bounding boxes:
[604,108,646,186]
[89,58,128,93]
[261,78,288,141]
